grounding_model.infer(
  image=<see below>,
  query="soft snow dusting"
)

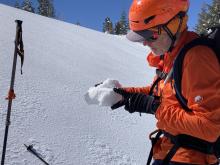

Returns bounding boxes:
[0,4,157,165]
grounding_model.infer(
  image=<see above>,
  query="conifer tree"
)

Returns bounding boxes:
[21,0,35,13]
[37,0,48,16]
[206,0,220,27]
[114,21,121,35]
[48,0,55,18]
[37,0,55,17]
[14,0,20,9]
[119,11,129,35]
[195,3,209,34]
[103,17,114,34]
[195,0,220,34]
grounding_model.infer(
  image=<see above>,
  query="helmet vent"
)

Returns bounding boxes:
[130,20,140,23]
[144,15,156,24]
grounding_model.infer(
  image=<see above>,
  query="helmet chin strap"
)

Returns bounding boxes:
[162,12,186,52]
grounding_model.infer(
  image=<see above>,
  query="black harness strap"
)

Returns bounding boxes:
[161,144,180,165]
[147,130,163,165]
[160,131,219,164]
[147,130,219,165]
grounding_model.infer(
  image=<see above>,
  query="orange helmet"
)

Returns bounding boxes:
[129,0,189,31]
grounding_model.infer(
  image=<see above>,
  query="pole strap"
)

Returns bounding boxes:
[16,20,24,74]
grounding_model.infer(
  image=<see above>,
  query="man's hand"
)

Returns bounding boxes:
[110,88,130,109]
[111,88,160,114]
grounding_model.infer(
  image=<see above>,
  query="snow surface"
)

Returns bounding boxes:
[0,4,157,165]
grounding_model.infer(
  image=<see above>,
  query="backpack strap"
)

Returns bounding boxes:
[173,37,217,112]
[148,69,168,96]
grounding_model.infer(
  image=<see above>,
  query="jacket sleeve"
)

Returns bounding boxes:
[156,46,220,142]
[123,86,151,95]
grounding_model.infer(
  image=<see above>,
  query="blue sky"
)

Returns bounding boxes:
[0,0,212,31]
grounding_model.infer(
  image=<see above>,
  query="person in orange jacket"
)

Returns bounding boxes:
[111,0,220,164]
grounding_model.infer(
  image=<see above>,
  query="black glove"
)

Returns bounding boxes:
[111,88,160,114]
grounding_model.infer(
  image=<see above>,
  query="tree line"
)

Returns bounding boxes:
[103,0,220,36]
[13,1,220,36]
[14,1,129,35]
[102,11,129,35]
[14,0,55,18]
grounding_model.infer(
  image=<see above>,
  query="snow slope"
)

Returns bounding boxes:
[0,4,156,165]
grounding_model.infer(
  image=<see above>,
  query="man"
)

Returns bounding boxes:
[111,0,220,164]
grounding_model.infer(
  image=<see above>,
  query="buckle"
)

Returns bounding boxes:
[149,129,160,140]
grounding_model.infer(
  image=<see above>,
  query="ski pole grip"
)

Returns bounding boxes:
[15,20,22,26]
[15,20,23,37]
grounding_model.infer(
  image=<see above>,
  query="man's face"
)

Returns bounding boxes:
[143,32,172,56]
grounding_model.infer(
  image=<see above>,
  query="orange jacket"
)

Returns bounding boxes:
[125,31,220,164]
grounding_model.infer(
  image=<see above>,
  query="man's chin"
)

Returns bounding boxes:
[151,49,163,56]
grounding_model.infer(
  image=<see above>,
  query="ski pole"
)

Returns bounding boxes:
[24,144,50,165]
[1,20,24,165]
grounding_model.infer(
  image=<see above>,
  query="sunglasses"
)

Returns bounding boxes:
[146,31,159,42]
[137,29,160,43]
